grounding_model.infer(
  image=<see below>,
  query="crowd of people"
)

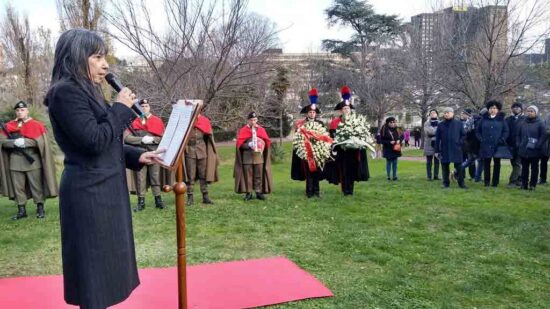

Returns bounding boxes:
[418,101,550,190]
[1,94,548,222]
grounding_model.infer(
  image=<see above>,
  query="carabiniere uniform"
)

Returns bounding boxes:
[123,110,165,211]
[183,114,219,205]
[0,101,58,219]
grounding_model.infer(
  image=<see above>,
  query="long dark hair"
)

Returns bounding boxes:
[44,28,107,106]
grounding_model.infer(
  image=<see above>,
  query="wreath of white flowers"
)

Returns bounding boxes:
[333,112,375,151]
[292,121,333,170]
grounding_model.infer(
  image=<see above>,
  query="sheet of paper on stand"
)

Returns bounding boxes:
[157,99,203,168]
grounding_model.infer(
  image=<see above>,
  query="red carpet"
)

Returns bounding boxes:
[0,257,332,308]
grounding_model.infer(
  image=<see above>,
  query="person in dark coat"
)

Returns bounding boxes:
[380,117,402,180]
[476,100,509,187]
[45,29,163,309]
[291,88,326,197]
[435,107,466,188]
[423,110,440,181]
[505,102,525,187]
[325,86,369,195]
[539,112,550,185]
[516,105,545,190]
[459,108,477,180]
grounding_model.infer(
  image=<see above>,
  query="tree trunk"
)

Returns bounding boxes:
[279,110,283,145]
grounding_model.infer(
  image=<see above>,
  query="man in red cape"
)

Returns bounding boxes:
[0,101,58,219]
[123,99,166,211]
[183,113,219,205]
[234,112,273,200]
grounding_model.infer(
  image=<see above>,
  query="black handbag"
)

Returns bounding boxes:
[494,144,512,159]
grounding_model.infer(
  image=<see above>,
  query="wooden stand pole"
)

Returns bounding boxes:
[165,163,187,309]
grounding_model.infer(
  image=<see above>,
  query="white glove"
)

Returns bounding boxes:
[141,136,155,144]
[248,141,254,148]
[14,138,25,148]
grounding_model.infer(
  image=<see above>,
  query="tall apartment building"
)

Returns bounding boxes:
[407,5,508,72]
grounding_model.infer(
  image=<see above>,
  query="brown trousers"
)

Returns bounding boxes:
[10,169,44,205]
[242,164,263,193]
[134,164,161,197]
[185,157,208,195]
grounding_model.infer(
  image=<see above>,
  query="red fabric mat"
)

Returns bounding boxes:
[0,257,333,308]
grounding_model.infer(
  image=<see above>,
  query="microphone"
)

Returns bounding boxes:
[104,73,145,117]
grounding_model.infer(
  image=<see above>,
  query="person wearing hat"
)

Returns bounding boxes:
[516,105,545,190]
[183,110,219,205]
[505,102,525,187]
[291,88,326,198]
[459,108,477,180]
[476,100,509,187]
[435,107,466,188]
[325,86,369,195]
[423,109,440,181]
[234,112,273,200]
[123,98,167,211]
[0,101,58,219]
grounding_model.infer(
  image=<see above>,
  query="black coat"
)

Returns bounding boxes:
[324,123,369,184]
[462,117,480,155]
[380,125,402,160]
[435,118,465,163]
[476,112,509,159]
[542,114,550,157]
[516,116,545,158]
[505,114,525,152]
[47,80,143,308]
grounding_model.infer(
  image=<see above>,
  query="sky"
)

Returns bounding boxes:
[0,0,438,57]
[1,0,546,57]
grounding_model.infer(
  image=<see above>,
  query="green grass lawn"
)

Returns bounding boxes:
[0,143,548,308]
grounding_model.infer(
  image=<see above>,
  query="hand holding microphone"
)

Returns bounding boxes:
[116,88,136,109]
[104,73,144,117]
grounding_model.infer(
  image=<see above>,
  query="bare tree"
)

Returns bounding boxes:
[104,0,278,129]
[353,49,405,128]
[1,4,35,105]
[268,66,290,144]
[56,0,104,31]
[437,0,550,108]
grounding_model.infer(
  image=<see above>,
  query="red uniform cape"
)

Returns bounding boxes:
[236,125,271,149]
[1,119,46,139]
[0,119,58,200]
[194,115,212,134]
[130,115,165,136]
[329,117,342,131]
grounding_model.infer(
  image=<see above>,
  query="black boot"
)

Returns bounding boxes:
[154,195,165,209]
[256,192,266,200]
[202,193,214,204]
[12,205,27,220]
[134,197,145,212]
[187,194,194,205]
[36,203,45,219]
[244,193,253,201]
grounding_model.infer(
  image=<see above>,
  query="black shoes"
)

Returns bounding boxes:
[36,203,45,218]
[134,197,145,212]
[256,192,266,200]
[244,193,253,201]
[12,205,27,220]
[202,193,214,204]
[154,195,165,209]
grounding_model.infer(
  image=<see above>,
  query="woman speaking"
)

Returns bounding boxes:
[45,29,162,309]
